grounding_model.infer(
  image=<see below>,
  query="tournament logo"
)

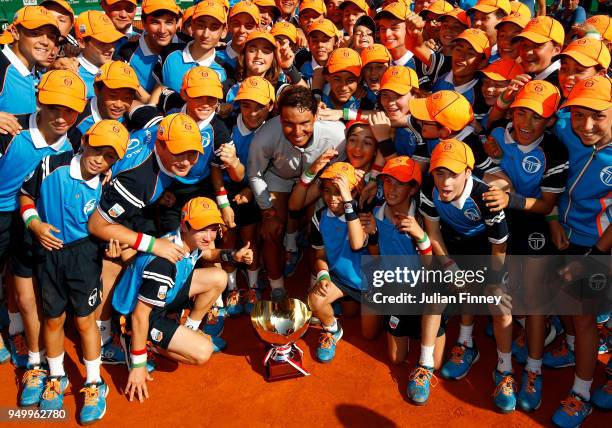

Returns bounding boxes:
[589,273,607,291]
[464,208,481,221]
[528,232,545,251]
[88,288,98,307]
[83,199,97,216]
[150,328,163,343]
[127,138,140,151]
[157,285,168,300]
[600,166,612,187]
[522,155,542,174]
[108,203,125,218]
[201,132,212,148]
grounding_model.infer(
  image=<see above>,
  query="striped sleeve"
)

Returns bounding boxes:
[418,177,440,221]
[138,258,177,307]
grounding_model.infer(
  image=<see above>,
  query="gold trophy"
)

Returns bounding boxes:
[251,298,311,381]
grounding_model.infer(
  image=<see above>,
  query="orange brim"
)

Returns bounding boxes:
[166,139,204,155]
[234,92,273,106]
[513,31,551,45]
[561,97,612,111]
[38,91,87,113]
[308,28,337,38]
[470,5,500,14]
[91,30,126,44]
[510,98,555,118]
[328,64,361,77]
[481,70,511,81]
[558,51,600,68]
[102,78,140,91]
[188,214,224,230]
[185,85,223,100]
[273,30,297,44]
[409,98,435,122]
[428,157,469,173]
[88,135,127,159]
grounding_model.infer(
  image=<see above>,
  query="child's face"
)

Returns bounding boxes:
[342,4,365,35]
[188,225,219,249]
[362,62,387,91]
[229,13,258,50]
[570,106,612,147]
[481,77,509,106]
[496,23,522,60]
[192,16,226,52]
[378,17,406,51]
[346,125,376,170]
[182,20,193,37]
[321,179,344,214]
[512,107,549,145]
[325,0,344,27]
[353,24,374,51]
[381,175,414,207]
[258,6,276,29]
[328,71,359,104]
[308,31,335,63]
[103,0,136,33]
[420,120,442,139]
[439,19,466,48]
[45,7,72,38]
[39,104,79,137]
[96,86,135,120]
[83,38,115,67]
[156,141,199,177]
[558,57,600,98]
[452,40,485,81]
[380,89,411,124]
[277,0,299,16]
[81,143,120,176]
[185,95,218,122]
[423,14,443,41]
[15,26,58,67]
[519,40,561,74]
[144,13,178,47]
[472,10,501,43]
[245,39,275,76]
[299,9,322,33]
[432,167,470,202]
[240,99,271,130]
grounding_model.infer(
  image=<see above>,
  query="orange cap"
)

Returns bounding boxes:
[327,48,362,76]
[95,61,140,90]
[157,113,203,155]
[480,58,524,81]
[456,28,491,59]
[245,30,276,48]
[307,18,338,38]
[439,8,471,27]
[75,10,125,43]
[13,6,60,33]
[141,0,181,15]
[320,162,359,190]
[345,119,369,136]
[300,0,326,15]
[360,43,392,65]
[181,197,224,230]
[559,37,611,69]
[429,139,475,173]
[585,15,612,43]
[513,16,564,46]
[37,70,87,113]
[380,66,419,95]
[235,76,276,105]
[40,0,75,19]
[212,0,231,9]
[254,0,278,8]
[409,90,474,132]
[85,120,129,159]
[376,0,408,20]
[193,0,227,24]
[0,27,14,45]
[495,12,530,30]
[104,0,138,5]
[420,0,454,16]
[510,80,561,118]
[230,1,261,23]
[272,21,297,44]
[183,5,196,23]
[181,66,223,100]
[341,0,370,15]
[381,156,422,185]
[560,75,612,111]
[509,1,531,17]
[470,0,511,15]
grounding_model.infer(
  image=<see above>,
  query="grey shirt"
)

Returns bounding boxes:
[247,116,346,210]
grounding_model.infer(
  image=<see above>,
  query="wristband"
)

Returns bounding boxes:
[343,200,356,214]
[316,270,331,282]
[416,232,428,244]
[347,109,358,121]
[356,109,363,121]
[507,192,526,210]
[25,215,41,229]
[21,204,40,228]
[496,91,513,110]
[418,243,433,255]
[133,233,155,253]
[216,192,230,208]
[130,348,147,368]
[545,214,559,222]
[343,108,349,121]
[221,249,238,264]
[300,169,316,186]
[283,65,303,84]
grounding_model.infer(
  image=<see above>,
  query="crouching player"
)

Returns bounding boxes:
[113,197,253,402]
[19,120,128,423]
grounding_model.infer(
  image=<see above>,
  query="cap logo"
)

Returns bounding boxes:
[112,125,120,133]
[184,122,193,131]
[343,50,350,57]
[443,143,453,151]
[391,69,399,76]
[584,79,594,87]
[199,70,209,78]
[249,78,258,86]
[533,83,544,93]
[102,15,111,24]
[201,201,210,209]
[64,77,73,87]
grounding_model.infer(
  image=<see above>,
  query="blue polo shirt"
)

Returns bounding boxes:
[0,46,38,114]
[162,43,227,92]
[115,36,162,92]
[431,72,488,122]
[77,54,99,99]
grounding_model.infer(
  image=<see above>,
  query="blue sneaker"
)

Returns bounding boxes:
[592,380,612,410]
[493,370,517,413]
[79,380,108,425]
[244,288,261,314]
[8,332,28,368]
[19,365,47,406]
[512,331,528,365]
[211,335,227,353]
[551,316,564,338]
[440,342,480,380]
[597,325,611,354]
[518,370,543,412]
[101,337,126,365]
[39,375,69,410]
[203,307,225,337]
[407,365,436,405]
[283,249,302,277]
[551,392,592,428]
[316,323,343,363]
[0,336,10,364]
[225,290,244,316]
[596,312,610,325]
[543,341,575,368]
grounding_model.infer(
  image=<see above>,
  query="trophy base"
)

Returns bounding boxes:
[264,345,308,382]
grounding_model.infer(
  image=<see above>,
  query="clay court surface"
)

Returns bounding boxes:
[0,266,609,428]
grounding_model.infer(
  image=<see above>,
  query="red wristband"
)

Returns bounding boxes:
[132,233,143,251]
[130,347,147,355]
[356,109,362,121]
[418,244,433,255]
[216,190,227,196]
[20,204,35,215]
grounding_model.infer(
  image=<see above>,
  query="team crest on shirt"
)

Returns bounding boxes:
[600,166,612,187]
[522,156,542,174]
[108,203,125,218]
[150,328,163,343]
[464,208,481,221]
[201,132,212,148]
[157,286,168,300]
[83,199,97,216]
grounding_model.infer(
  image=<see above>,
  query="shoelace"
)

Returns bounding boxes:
[525,371,538,393]
[22,368,46,387]
[246,289,258,304]
[494,375,516,397]
[12,334,28,355]
[449,345,466,364]
[409,367,438,388]
[80,385,99,406]
[560,395,585,416]
[319,332,336,349]
[42,378,64,400]
[552,341,569,357]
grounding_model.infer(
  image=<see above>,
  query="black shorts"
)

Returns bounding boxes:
[507,211,556,255]
[384,314,448,338]
[330,273,363,302]
[0,210,18,266]
[440,224,492,270]
[147,271,193,350]
[226,183,261,227]
[9,216,33,278]
[35,237,103,318]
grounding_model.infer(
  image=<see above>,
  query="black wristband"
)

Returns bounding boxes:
[283,65,303,84]
[507,192,526,210]
[378,138,395,157]
[220,249,237,264]
[368,229,379,246]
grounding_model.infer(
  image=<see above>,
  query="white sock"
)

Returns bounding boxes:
[496,349,513,373]
[572,375,592,401]
[566,334,575,351]
[47,353,65,377]
[99,319,112,345]
[8,311,24,336]
[458,323,474,347]
[516,317,526,329]
[227,271,237,291]
[323,318,338,333]
[84,356,101,384]
[419,344,435,368]
[285,232,298,253]
[247,269,260,289]
[184,317,201,330]
[269,277,284,290]
[215,295,224,308]
[28,350,43,367]
[525,357,542,375]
